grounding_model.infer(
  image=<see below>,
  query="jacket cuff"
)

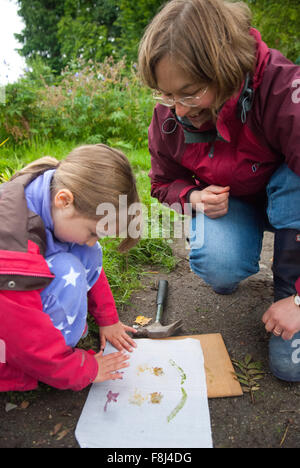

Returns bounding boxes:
[179,185,201,214]
[180,186,205,216]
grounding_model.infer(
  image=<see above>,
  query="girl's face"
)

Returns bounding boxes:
[51,189,116,247]
[53,209,99,247]
[155,55,216,128]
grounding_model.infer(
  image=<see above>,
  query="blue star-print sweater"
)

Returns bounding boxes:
[24,170,102,346]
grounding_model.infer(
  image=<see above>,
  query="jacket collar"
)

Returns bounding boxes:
[24,170,72,257]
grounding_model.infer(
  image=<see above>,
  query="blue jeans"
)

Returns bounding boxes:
[40,243,102,348]
[189,164,300,381]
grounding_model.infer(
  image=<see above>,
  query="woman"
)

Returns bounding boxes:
[138,0,300,381]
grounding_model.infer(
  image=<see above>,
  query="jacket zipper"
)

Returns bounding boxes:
[208,143,215,158]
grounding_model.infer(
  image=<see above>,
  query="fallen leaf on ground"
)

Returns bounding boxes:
[19,400,30,409]
[134,315,152,326]
[56,429,70,441]
[50,422,63,436]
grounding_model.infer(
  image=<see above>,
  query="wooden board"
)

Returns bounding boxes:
[165,334,243,398]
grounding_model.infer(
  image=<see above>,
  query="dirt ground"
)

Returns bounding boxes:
[1,231,300,449]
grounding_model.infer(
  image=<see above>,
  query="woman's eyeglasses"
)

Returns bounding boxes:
[153,87,208,108]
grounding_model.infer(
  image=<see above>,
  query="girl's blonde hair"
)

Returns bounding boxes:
[138,0,256,114]
[12,144,141,252]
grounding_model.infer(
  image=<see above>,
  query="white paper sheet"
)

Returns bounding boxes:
[75,338,212,448]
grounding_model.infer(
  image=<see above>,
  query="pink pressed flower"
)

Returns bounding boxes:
[104,390,120,412]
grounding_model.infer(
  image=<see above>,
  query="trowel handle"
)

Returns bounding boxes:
[157,280,168,305]
[155,280,168,322]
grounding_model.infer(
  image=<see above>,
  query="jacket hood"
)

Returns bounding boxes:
[0,173,47,255]
[0,173,54,291]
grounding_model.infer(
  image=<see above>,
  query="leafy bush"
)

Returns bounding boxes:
[0,57,56,143]
[246,0,300,62]
[0,57,154,148]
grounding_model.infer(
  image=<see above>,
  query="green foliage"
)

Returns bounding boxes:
[0,138,75,172]
[101,237,177,309]
[246,0,300,62]
[0,57,56,143]
[16,0,165,73]
[232,354,266,403]
[1,77,38,142]
[15,0,299,71]
[57,0,121,65]
[15,0,67,74]
[114,0,164,62]
[0,57,154,147]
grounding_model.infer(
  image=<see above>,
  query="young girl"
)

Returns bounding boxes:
[0,144,141,391]
[138,0,300,381]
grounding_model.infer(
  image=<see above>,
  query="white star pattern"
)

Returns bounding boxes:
[46,257,54,269]
[67,315,77,325]
[55,322,65,330]
[62,266,81,288]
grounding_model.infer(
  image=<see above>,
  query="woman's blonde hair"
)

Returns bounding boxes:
[138,0,256,113]
[12,144,141,252]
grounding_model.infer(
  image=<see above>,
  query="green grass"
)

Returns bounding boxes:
[0,138,76,180]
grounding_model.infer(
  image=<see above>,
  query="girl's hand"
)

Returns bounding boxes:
[100,321,137,353]
[189,185,230,219]
[93,350,130,383]
[262,296,300,341]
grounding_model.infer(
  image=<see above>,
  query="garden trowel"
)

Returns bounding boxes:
[134,279,183,339]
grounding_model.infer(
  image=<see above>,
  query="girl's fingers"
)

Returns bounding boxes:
[96,350,128,365]
[103,352,130,369]
[123,325,138,334]
[93,351,130,383]
[107,372,124,380]
[103,350,129,361]
[121,333,137,350]
[100,335,106,352]
[111,337,131,352]
[102,359,130,380]
[109,333,137,352]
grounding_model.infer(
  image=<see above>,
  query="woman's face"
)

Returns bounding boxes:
[155,55,216,128]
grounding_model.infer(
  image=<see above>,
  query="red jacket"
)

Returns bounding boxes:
[148,29,300,294]
[0,173,119,392]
